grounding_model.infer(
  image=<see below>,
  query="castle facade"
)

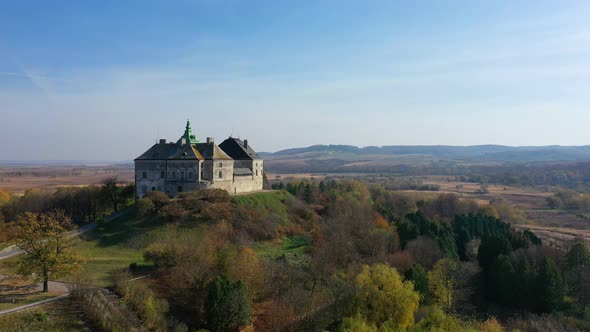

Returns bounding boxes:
[134,121,263,198]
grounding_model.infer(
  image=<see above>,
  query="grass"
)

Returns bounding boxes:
[69,209,154,286]
[233,191,292,224]
[0,298,87,332]
[0,292,61,311]
[72,207,208,286]
[254,234,309,259]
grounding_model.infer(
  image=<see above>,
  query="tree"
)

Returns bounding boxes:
[303,183,313,204]
[406,264,429,304]
[102,177,121,212]
[565,242,590,269]
[477,235,512,271]
[206,276,252,332]
[354,264,420,329]
[536,257,564,312]
[340,313,378,332]
[428,259,458,312]
[564,242,590,309]
[226,247,263,299]
[0,189,10,206]
[12,211,85,292]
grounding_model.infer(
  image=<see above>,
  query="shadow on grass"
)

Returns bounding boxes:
[92,209,145,248]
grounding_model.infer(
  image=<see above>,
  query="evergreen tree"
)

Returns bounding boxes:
[477,235,512,271]
[303,184,313,204]
[319,181,326,193]
[406,264,429,304]
[536,257,564,313]
[206,276,252,332]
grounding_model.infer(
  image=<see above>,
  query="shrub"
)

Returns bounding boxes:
[197,189,231,203]
[144,191,169,212]
[157,201,184,222]
[136,198,154,217]
[113,271,169,331]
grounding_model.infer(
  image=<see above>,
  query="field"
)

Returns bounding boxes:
[0,164,133,195]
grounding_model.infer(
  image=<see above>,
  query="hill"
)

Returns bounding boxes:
[262,144,590,174]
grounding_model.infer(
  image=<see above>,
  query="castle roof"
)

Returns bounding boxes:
[135,142,232,161]
[193,142,233,160]
[135,121,258,162]
[219,137,261,160]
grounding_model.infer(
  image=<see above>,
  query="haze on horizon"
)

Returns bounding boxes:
[1,1,589,161]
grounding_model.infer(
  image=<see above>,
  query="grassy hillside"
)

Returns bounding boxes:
[67,190,309,286]
[232,190,291,224]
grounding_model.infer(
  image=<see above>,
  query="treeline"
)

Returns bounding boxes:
[0,177,134,225]
[547,189,590,212]
[267,161,590,190]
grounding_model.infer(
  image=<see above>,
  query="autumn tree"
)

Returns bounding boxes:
[226,247,263,298]
[428,258,459,312]
[12,211,85,292]
[353,263,420,329]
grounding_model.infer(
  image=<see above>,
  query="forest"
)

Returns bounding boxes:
[0,178,589,331]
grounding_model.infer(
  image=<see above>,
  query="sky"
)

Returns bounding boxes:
[1,1,589,161]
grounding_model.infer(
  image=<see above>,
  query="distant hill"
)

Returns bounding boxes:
[261,144,590,174]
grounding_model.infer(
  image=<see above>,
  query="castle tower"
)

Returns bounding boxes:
[177,120,200,145]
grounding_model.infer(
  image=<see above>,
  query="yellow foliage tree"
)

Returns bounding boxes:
[0,189,9,206]
[427,258,460,312]
[227,246,263,297]
[340,313,378,332]
[12,211,85,292]
[354,263,420,329]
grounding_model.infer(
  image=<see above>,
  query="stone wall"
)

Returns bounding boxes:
[135,160,166,198]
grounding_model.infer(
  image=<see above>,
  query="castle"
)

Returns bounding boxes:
[134,121,263,198]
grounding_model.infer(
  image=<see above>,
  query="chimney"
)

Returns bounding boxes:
[207,137,214,144]
[243,139,248,149]
[181,138,187,145]
[159,139,166,144]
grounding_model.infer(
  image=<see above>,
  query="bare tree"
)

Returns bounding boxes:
[102,177,120,212]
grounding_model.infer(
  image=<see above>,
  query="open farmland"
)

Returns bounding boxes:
[0,164,134,195]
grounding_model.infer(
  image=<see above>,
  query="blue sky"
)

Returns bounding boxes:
[1,1,589,161]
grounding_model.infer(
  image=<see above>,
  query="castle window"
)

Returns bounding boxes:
[219,162,222,167]
[188,171,193,178]
[256,170,258,176]
[218,171,223,179]
[160,171,165,178]
[141,185,147,194]
[151,186,156,191]
[181,171,185,178]
[142,172,147,179]
[177,186,183,192]
[201,171,203,179]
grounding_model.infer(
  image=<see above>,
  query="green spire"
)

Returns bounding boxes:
[178,120,199,144]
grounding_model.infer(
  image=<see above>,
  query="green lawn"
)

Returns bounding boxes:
[254,234,309,259]
[69,210,156,286]
[72,208,208,286]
